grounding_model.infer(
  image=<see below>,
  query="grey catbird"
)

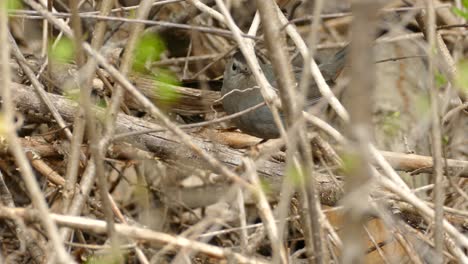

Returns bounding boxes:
[221,47,347,139]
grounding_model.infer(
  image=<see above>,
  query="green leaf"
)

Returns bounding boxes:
[7,0,22,11]
[96,98,107,109]
[133,33,165,73]
[341,152,360,175]
[84,254,124,264]
[452,7,468,20]
[286,165,304,187]
[435,72,447,87]
[463,0,468,8]
[381,111,401,139]
[455,60,468,93]
[259,179,273,195]
[63,88,80,102]
[416,94,430,116]
[442,135,450,145]
[153,69,181,106]
[49,38,75,63]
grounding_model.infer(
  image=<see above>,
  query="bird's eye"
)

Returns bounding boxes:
[232,62,238,72]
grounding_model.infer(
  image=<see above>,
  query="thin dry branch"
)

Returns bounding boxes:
[0,1,73,263]
[0,206,268,264]
[10,82,468,180]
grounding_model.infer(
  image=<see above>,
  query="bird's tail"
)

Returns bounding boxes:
[318,45,348,84]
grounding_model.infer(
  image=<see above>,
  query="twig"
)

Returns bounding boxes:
[0,206,268,264]
[12,83,468,179]
[8,33,74,141]
[0,2,74,262]
[213,0,287,141]
[244,158,287,263]
[0,170,45,263]
[61,0,113,244]
[379,176,468,249]
[442,101,468,123]
[416,1,445,257]
[277,5,467,260]
[23,0,256,193]
[113,102,265,139]
[10,11,260,40]
[236,188,248,254]
[91,0,157,254]
[292,0,328,261]
[341,2,381,263]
